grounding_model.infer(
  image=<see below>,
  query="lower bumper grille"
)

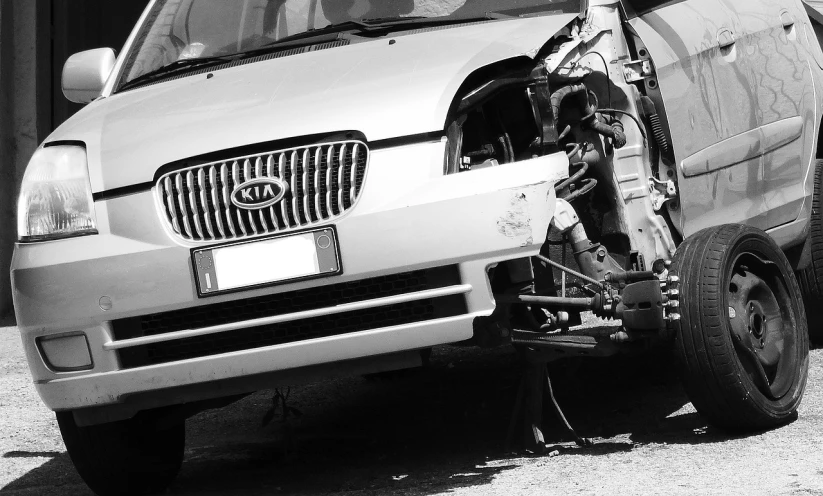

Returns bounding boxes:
[113,266,466,369]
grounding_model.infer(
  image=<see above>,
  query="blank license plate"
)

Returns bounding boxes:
[192,228,341,296]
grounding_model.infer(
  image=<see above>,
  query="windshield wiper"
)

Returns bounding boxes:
[253,13,513,53]
[360,12,514,26]
[119,54,239,91]
[253,20,387,50]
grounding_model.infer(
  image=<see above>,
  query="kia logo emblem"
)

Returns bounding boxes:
[230,177,289,210]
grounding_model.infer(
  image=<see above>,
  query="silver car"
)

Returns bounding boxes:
[12,0,823,494]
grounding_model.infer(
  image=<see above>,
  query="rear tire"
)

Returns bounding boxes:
[670,224,808,431]
[57,412,184,496]
[798,159,823,343]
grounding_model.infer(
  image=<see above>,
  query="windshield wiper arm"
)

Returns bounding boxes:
[253,20,384,51]
[253,14,512,53]
[360,12,514,26]
[119,54,239,91]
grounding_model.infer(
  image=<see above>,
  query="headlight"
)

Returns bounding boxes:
[17,145,98,242]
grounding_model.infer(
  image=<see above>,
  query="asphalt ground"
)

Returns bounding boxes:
[2,315,823,496]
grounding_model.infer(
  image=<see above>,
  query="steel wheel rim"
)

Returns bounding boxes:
[726,252,798,400]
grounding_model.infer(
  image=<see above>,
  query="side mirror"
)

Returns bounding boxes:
[61,48,117,104]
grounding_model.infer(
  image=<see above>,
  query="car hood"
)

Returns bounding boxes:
[48,14,577,192]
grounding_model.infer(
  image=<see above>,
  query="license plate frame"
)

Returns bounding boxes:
[191,227,341,297]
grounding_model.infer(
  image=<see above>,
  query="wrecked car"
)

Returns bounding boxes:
[12,0,823,494]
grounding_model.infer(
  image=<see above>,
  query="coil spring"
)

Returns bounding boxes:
[648,113,670,154]
[555,128,598,202]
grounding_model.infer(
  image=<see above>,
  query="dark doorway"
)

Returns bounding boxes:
[49,0,147,130]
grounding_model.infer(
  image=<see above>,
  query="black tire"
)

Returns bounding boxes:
[57,412,184,496]
[798,159,823,343]
[670,224,809,431]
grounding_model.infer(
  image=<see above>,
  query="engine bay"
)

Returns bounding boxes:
[447,5,682,351]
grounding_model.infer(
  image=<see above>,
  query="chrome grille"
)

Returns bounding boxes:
[156,141,369,241]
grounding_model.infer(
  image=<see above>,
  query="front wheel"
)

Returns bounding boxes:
[57,411,184,496]
[670,224,809,431]
[797,159,823,343]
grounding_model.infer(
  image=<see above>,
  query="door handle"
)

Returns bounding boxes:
[717,29,736,49]
[781,11,795,29]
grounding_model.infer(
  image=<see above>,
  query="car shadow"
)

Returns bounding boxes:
[0,312,15,327]
[1,328,782,495]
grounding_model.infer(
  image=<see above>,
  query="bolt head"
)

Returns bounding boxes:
[668,289,680,299]
[666,313,681,322]
[667,275,680,285]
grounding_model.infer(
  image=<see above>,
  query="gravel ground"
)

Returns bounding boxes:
[2,316,823,496]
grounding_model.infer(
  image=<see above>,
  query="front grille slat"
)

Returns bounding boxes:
[187,171,204,240]
[302,148,311,223]
[289,150,301,226]
[209,166,225,239]
[175,174,194,238]
[354,144,366,197]
[163,177,181,233]
[318,148,328,219]
[325,146,334,219]
[313,147,323,219]
[158,140,369,242]
[337,144,346,211]
[198,168,215,239]
[245,158,259,235]
[266,156,281,231]
[278,154,291,229]
[220,164,237,237]
[231,162,249,236]
[351,144,360,202]
[255,157,269,230]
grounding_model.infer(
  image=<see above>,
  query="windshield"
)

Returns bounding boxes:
[118,0,581,88]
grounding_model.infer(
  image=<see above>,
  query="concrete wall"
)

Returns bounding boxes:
[0,2,47,318]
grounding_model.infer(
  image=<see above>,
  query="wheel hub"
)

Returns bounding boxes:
[747,301,766,343]
[727,256,796,400]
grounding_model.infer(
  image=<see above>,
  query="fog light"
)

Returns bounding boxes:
[38,333,93,372]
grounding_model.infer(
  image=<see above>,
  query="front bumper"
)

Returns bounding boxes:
[12,139,568,413]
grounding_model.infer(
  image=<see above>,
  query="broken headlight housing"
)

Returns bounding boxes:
[17,145,98,242]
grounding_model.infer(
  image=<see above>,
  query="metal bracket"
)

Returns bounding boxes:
[649,177,677,211]
[623,59,654,83]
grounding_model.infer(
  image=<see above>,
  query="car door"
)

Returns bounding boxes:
[625,0,767,237]
[734,0,815,228]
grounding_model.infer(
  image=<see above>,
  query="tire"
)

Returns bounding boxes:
[57,412,184,496]
[670,224,809,431]
[798,159,823,343]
